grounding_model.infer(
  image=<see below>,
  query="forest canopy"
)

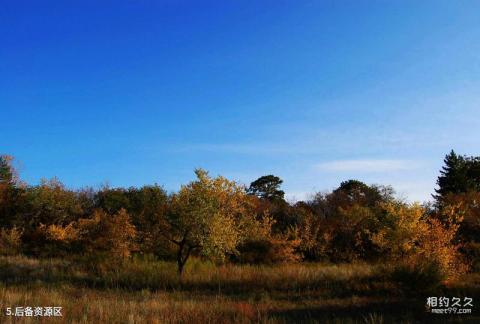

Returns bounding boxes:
[0,151,479,278]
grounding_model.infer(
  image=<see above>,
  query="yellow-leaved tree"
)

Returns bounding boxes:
[239,206,301,264]
[160,169,254,275]
[77,208,137,260]
[370,202,467,282]
[0,226,23,255]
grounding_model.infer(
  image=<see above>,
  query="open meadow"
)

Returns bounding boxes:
[0,255,479,323]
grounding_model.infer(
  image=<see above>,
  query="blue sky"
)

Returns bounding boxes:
[1,1,479,202]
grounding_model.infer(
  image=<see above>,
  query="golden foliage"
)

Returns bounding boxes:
[440,192,480,271]
[40,209,137,260]
[369,202,425,258]
[0,226,22,255]
[239,209,301,264]
[413,218,468,281]
[165,169,253,264]
[267,236,301,263]
[28,178,84,225]
[371,202,468,281]
[78,209,137,259]
[44,223,79,243]
[296,212,333,260]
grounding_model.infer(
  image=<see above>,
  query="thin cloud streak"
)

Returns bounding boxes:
[316,159,422,173]
[169,143,308,155]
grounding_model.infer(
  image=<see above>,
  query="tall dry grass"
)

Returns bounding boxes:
[0,255,478,323]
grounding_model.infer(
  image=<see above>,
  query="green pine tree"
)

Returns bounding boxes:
[434,150,474,203]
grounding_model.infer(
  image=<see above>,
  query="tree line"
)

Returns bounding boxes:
[0,150,479,278]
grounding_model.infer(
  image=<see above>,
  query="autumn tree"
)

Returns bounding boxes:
[39,222,80,256]
[0,155,17,186]
[23,178,84,228]
[248,175,303,232]
[0,155,26,228]
[307,180,393,221]
[94,185,169,255]
[327,204,378,261]
[124,185,169,254]
[160,169,253,275]
[33,208,137,260]
[96,187,131,214]
[237,198,301,264]
[77,208,137,259]
[295,205,330,261]
[368,202,467,280]
[440,192,480,271]
[332,180,393,209]
[0,226,23,255]
[0,156,16,227]
[368,202,427,259]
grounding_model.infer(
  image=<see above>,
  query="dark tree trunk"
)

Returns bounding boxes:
[177,242,195,278]
[177,240,186,277]
[177,259,185,276]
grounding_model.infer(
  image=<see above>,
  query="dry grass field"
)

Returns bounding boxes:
[0,256,478,323]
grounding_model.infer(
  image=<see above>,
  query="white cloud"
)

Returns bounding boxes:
[388,180,435,203]
[315,159,421,173]
[284,191,314,203]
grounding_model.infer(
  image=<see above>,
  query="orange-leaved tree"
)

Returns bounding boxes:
[371,202,467,281]
[40,208,137,260]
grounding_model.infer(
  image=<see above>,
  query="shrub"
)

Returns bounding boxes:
[391,260,445,293]
[364,202,468,282]
[0,226,22,255]
[35,222,81,257]
[78,208,138,260]
[237,211,301,264]
[296,211,332,261]
[238,236,300,264]
[238,239,272,264]
[463,241,480,272]
[36,208,138,261]
[388,214,468,293]
[414,218,469,282]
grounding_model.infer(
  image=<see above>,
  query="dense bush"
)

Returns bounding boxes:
[391,260,445,293]
[237,237,300,264]
[0,226,22,256]
[464,241,480,272]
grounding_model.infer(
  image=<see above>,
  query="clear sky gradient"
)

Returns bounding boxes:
[2,1,480,202]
